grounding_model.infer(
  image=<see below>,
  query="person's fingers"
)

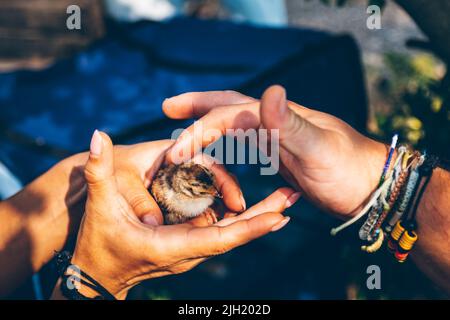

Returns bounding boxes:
[191,153,246,212]
[260,85,324,158]
[216,187,300,227]
[182,212,290,258]
[119,140,174,187]
[113,140,174,226]
[84,130,118,201]
[116,171,164,226]
[167,102,261,163]
[163,91,257,119]
[187,209,219,227]
[224,213,238,219]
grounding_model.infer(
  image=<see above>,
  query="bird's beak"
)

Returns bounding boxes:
[214,188,223,199]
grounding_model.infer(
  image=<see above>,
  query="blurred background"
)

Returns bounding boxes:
[0,0,448,299]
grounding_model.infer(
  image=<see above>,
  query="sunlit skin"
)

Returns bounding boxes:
[163,85,450,294]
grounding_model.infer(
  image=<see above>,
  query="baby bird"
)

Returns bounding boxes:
[150,163,222,225]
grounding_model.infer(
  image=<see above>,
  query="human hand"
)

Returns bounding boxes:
[57,136,247,227]
[70,131,295,299]
[0,138,177,296]
[163,86,388,219]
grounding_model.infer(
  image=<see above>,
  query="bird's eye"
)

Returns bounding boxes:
[197,170,213,185]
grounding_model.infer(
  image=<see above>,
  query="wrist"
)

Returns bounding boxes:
[349,140,393,218]
[71,245,130,300]
[55,275,100,300]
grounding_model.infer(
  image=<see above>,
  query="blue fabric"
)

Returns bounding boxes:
[0,161,22,200]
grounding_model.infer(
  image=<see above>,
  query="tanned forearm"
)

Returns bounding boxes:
[0,154,86,297]
[411,167,450,295]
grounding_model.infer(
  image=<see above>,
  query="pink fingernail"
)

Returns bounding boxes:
[90,130,103,156]
[169,145,184,165]
[285,192,301,208]
[271,217,290,232]
[142,215,159,226]
[239,193,246,211]
[276,87,287,116]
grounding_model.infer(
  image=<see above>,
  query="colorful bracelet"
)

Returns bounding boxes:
[367,152,424,257]
[360,147,411,252]
[330,135,439,262]
[359,144,406,242]
[387,153,440,262]
[370,151,412,237]
[330,135,400,237]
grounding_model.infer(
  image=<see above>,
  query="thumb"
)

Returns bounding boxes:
[84,130,118,201]
[260,85,321,157]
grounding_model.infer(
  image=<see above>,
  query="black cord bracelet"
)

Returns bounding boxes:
[55,251,116,300]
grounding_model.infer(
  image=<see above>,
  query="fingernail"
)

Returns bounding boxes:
[239,192,246,211]
[271,216,290,232]
[169,145,183,165]
[90,130,103,156]
[276,87,287,116]
[142,214,159,226]
[285,192,301,208]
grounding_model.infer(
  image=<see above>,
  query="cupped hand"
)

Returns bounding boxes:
[163,86,388,219]
[60,137,246,227]
[71,131,295,299]
[112,140,246,225]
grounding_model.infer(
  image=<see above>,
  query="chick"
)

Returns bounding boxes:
[150,163,222,225]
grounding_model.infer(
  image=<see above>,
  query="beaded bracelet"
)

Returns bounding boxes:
[371,151,412,236]
[360,148,413,253]
[364,152,424,257]
[387,153,440,262]
[385,155,422,233]
[359,145,406,242]
[330,135,439,262]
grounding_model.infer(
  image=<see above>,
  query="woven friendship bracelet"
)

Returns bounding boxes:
[330,135,439,262]
[359,143,406,242]
[331,135,401,236]
[360,148,411,252]
[370,168,408,237]
[386,156,422,232]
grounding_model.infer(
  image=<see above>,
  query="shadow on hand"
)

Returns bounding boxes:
[0,164,87,299]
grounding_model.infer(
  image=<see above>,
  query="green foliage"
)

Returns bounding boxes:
[145,289,171,300]
[377,52,450,158]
